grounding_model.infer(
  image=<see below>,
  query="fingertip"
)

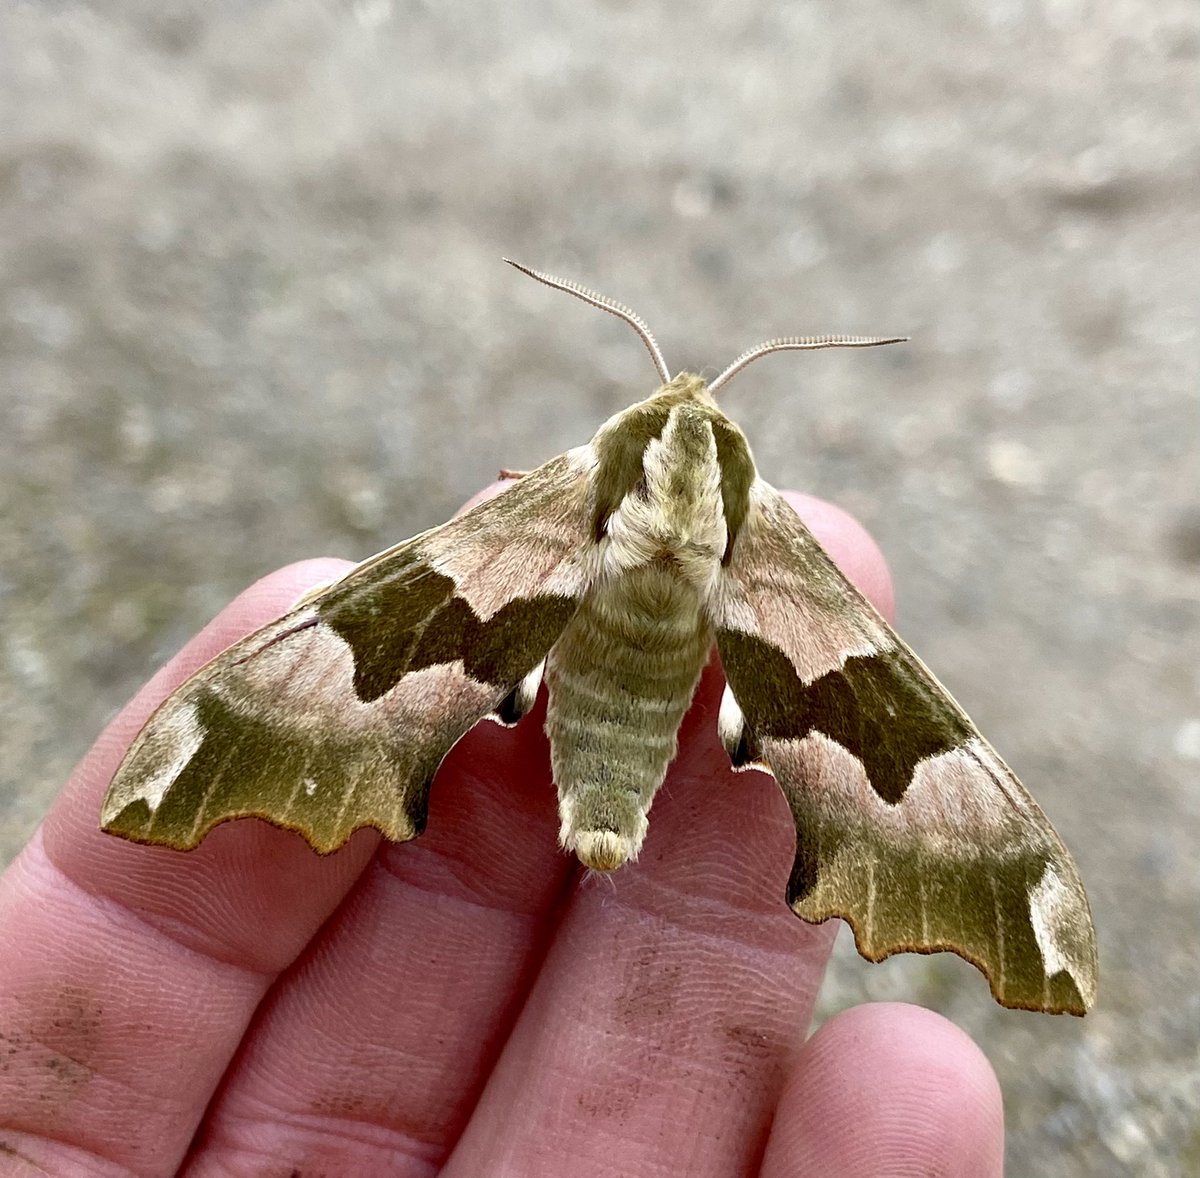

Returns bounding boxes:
[455,478,518,516]
[763,1002,1004,1178]
[265,556,359,596]
[44,558,359,875]
[215,558,358,644]
[778,492,896,622]
[101,558,357,744]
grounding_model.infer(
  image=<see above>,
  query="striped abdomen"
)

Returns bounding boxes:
[544,560,714,869]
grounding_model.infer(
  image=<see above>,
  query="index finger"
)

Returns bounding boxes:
[0,558,379,1175]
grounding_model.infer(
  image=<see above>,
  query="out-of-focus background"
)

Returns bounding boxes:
[1,2,1196,1173]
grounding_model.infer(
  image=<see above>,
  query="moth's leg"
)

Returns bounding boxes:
[499,468,531,480]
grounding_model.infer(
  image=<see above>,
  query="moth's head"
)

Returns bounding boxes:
[648,372,711,403]
[502,259,905,565]
[589,378,755,569]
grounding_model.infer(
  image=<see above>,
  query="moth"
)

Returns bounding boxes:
[102,259,1098,1015]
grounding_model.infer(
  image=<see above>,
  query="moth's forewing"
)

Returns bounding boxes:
[101,451,596,852]
[715,482,1098,1014]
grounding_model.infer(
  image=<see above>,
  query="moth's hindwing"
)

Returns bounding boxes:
[715,482,1098,1014]
[101,449,596,852]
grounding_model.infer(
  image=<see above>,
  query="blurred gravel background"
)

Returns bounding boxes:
[2,1,1198,1173]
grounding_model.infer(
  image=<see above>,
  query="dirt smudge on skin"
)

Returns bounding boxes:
[0,984,104,1119]
[718,1020,786,1089]
[571,949,689,1126]
[0,1139,56,1174]
[308,1089,380,1121]
[613,949,683,1028]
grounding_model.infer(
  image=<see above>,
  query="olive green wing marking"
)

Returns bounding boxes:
[102,449,596,853]
[713,482,1097,1014]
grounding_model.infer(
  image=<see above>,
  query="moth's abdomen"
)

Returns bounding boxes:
[544,561,713,870]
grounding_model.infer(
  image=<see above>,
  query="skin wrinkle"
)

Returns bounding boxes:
[371,845,563,924]
[0,1134,138,1178]
[35,817,366,977]
[641,903,838,975]
[197,1091,447,1170]
[218,910,529,1128]
[594,864,837,972]
[12,830,276,995]
[1,848,264,1115]
[194,1143,439,1178]
[375,732,580,919]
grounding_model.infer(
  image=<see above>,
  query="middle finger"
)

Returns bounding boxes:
[182,692,579,1174]
[442,666,834,1177]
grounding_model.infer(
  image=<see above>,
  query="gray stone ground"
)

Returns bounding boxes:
[2,2,1197,1173]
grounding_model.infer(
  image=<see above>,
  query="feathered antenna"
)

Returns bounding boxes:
[505,259,906,393]
[504,259,671,385]
[708,334,907,394]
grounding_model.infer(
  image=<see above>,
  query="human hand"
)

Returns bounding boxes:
[0,492,1002,1176]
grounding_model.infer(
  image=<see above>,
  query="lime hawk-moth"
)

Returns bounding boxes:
[101,261,1097,1015]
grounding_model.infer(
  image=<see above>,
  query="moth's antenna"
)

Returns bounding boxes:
[708,334,908,395]
[504,258,672,386]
